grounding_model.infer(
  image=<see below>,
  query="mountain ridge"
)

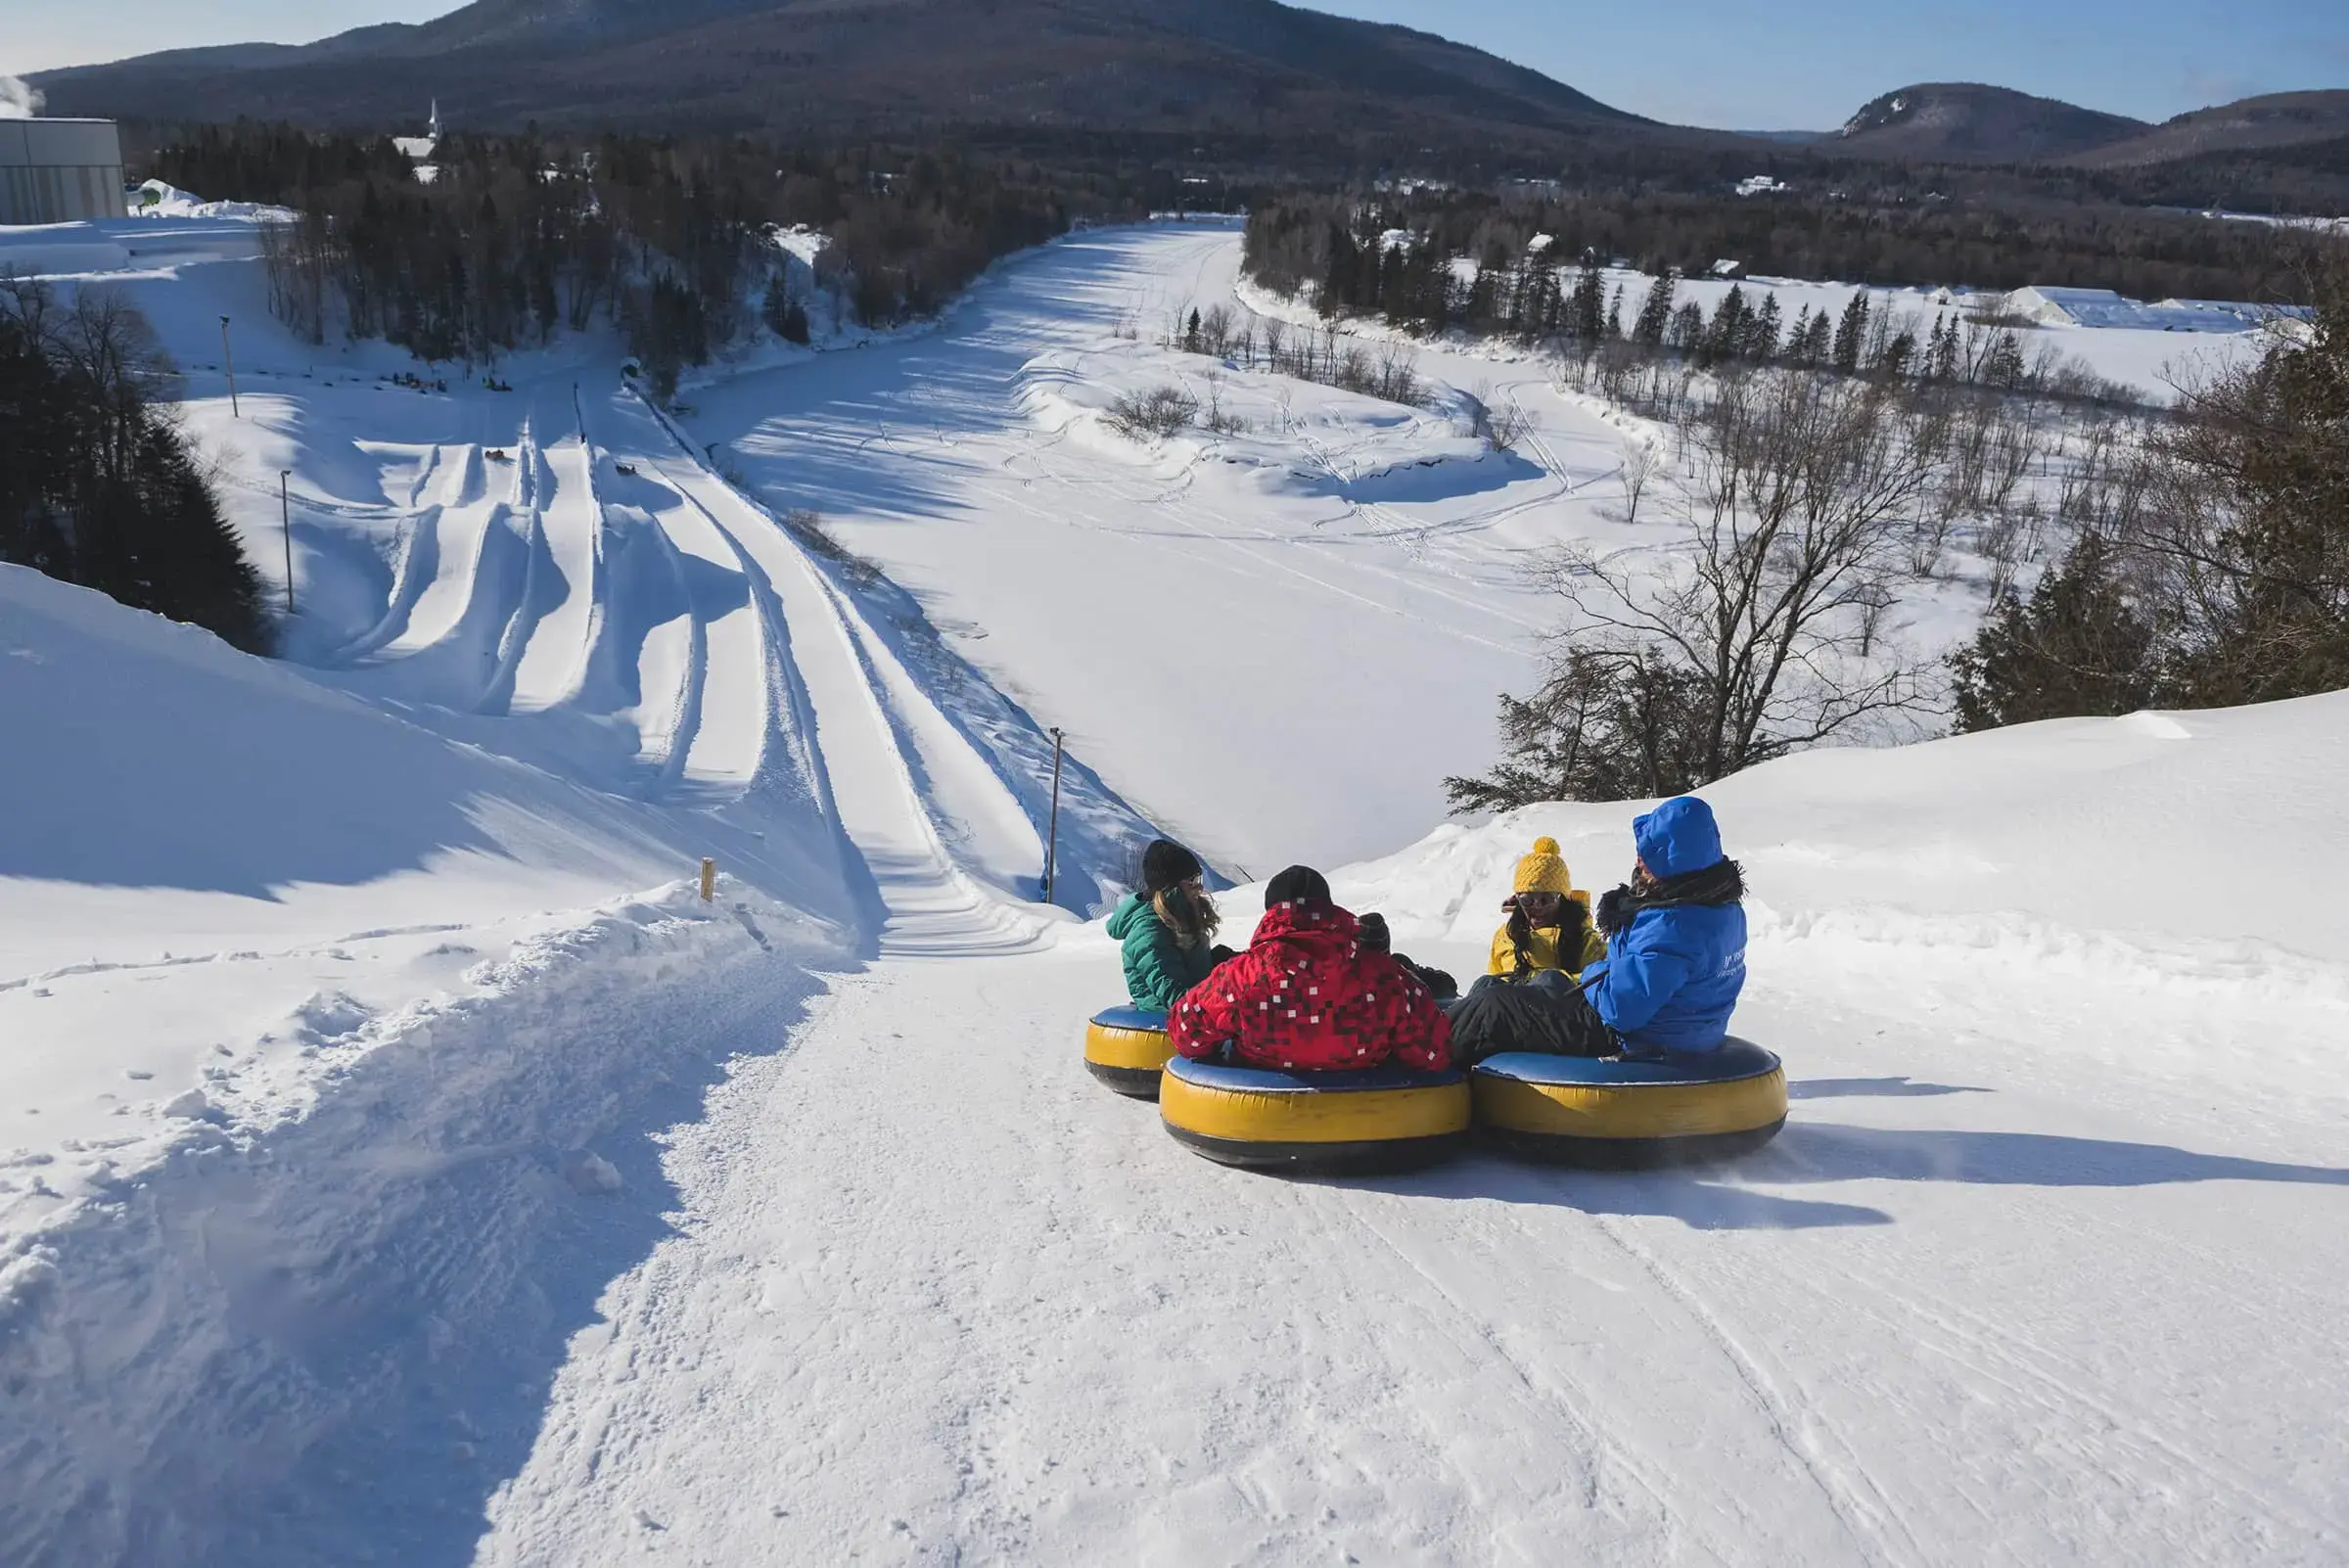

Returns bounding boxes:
[29,0,1668,151]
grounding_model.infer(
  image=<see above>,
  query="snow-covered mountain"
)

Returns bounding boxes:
[1835,82,2151,163]
[1833,80,2349,167]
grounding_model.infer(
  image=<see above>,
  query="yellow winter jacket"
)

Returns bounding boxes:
[1487,920,1609,981]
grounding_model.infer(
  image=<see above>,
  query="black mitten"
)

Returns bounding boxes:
[1595,884,1634,938]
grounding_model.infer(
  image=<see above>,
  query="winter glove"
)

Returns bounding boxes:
[1595,884,1634,939]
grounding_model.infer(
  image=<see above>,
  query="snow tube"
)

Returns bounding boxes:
[1159,1057,1472,1173]
[1084,1006,1174,1098]
[1471,1039,1787,1167]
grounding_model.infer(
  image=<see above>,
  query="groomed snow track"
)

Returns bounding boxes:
[321,377,1057,956]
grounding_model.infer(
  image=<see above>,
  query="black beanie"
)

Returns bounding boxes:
[1141,838,1203,893]
[1264,864,1331,908]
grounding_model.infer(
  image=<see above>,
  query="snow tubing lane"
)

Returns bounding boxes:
[1085,1006,1174,1098]
[1160,1058,1471,1174]
[1471,1038,1787,1168]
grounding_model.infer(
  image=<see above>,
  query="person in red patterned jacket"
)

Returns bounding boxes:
[1168,866,1453,1073]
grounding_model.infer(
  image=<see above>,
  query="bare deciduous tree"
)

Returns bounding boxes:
[1527,372,1940,792]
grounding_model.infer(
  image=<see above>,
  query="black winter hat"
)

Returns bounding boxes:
[1264,864,1332,909]
[1141,838,1203,893]
[1356,911,1391,952]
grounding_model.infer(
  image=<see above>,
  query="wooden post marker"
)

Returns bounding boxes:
[700,857,716,902]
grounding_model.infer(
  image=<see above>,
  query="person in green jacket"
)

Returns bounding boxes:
[1107,839,1227,1011]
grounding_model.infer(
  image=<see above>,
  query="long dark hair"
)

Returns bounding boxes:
[1130,841,1220,949]
[1505,893,1589,979]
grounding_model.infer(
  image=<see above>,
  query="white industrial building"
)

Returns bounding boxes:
[0,118,127,226]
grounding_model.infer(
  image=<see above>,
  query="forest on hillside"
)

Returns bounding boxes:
[146,125,1174,394]
[1243,189,2328,313]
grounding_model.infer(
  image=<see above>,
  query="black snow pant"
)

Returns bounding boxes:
[1445,970,1617,1066]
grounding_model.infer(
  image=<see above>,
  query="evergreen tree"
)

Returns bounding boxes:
[762,283,810,345]
[1749,294,1782,362]
[0,281,270,651]
[1880,328,1918,382]
[1832,291,1869,375]
[1703,285,1748,366]
[1669,300,1707,353]
[1951,531,2156,732]
[1632,269,1677,349]
[1568,258,1606,347]
[1928,313,1960,382]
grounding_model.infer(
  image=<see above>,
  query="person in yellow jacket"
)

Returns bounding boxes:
[1488,836,1608,982]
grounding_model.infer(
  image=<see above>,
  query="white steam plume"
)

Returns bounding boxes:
[0,76,45,120]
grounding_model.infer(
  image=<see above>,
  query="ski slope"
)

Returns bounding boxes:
[2,214,2343,1567]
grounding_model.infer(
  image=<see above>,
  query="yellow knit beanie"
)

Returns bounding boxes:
[1512,836,1573,896]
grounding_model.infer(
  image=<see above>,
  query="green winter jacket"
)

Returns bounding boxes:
[1109,892,1219,1010]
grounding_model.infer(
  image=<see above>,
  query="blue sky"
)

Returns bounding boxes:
[7,0,2345,129]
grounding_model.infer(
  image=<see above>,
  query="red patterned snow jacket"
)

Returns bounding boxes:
[1169,899,1453,1073]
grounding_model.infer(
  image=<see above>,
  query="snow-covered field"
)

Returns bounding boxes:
[3,212,2342,1566]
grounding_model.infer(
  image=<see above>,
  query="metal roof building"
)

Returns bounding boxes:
[0,119,126,226]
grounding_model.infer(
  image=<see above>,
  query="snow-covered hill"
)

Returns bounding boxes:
[474,695,2349,1567]
[1,211,2343,1566]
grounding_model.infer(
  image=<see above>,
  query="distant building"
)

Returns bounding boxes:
[1735,175,1790,197]
[1709,258,1744,278]
[0,118,126,226]
[2005,285,2293,333]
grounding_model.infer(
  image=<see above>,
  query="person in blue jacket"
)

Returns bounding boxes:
[1448,796,1746,1062]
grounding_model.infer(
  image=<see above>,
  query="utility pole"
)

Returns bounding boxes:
[219,315,240,418]
[1043,727,1065,904]
[278,470,296,615]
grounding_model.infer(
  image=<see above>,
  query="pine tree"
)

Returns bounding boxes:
[1632,269,1676,349]
[1670,300,1707,354]
[1928,313,1959,382]
[1605,284,1625,342]
[1569,258,1606,347]
[1749,294,1782,362]
[1832,292,1869,375]
[1784,305,1816,366]
[1951,530,2156,732]
[1703,286,1747,366]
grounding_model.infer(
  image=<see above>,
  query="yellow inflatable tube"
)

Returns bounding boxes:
[1160,1057,1471,1172]
[1472,1038,1787,1167]
[1083,1007,1175,1098]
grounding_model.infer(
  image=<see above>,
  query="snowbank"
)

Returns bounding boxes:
[4,878,832,1567]
[131,180,295,223]
[1337,695,2349,1108]
[0,562,859,1564]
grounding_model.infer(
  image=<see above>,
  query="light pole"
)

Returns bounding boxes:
[1043,726,1065,904]
[219,314,240,418]
[279,470,295,616]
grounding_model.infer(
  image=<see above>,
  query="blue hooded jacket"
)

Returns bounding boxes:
[1581,797,1746,1052]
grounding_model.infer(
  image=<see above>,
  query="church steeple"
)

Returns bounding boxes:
[428,99,442,140]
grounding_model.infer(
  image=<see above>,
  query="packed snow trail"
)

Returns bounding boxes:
[7,213,2345,1567]
[474,927,2346,1566]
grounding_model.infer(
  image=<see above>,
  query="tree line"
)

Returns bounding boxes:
[1952,257,2349,727]
[1440,254,2348,810]
[1244,190,2325,321]
[0,277,270,652]
[151,124,1153,396]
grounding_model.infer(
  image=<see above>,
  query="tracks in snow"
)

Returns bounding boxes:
[315,374,1049,955]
